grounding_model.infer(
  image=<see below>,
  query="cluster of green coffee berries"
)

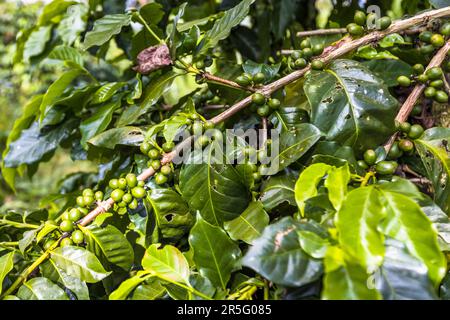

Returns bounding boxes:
[140,140,175,185]
[235,72,267,87]
[108,173,146,214]
[417,22,450,54]
[288,38,325,71]
[249,92,281,117]
[397,66,449,103]
[192,89,222,105]
[347,11,391,36]
[357,123,424,176]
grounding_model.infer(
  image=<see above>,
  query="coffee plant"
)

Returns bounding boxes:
[1,0,450,300]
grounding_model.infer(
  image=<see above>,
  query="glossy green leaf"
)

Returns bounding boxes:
[18,228,39,254]
[224,201,269,244]
[0,252,14,295]
[17,277,69,300]
[242,60,280,82]
[242,217,324,287]
[83,14,132,49]
[189,215,241,289]
[180,145,250,226]
[3,120,77,168]
[304,59,398,152]
[91,82,126,105]
[37,0,77,25]
[80,224,134,271]
[147,188,193,241]
[109,271,153,300]
[378,189,446,286]
[165,273,216,300]
[376,239,437,300]
[259,173,296,210]
[50,246,111,283]
[39,68,84,120]
[23,26,52,62]
[141,71,180,112]
[142,244,190,284]
[265,123,322,175]
[198,0,254,55]
[36,223,58,244]
[40,260,90,300]
[322,246,381,300]
[269,106,309,133]
[297,230,329,259]
[336,187,385,272]
[57,4,87,45]
[88,126,144,149]
[363,59,414,87]
[80,99,121,147]
[48,45,84,67]
[324,164,350,211]
[295,163,332,217]
[130,278,166,300]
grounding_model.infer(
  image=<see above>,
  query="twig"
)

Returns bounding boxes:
[296,28,347,37]
[384,40,450,152]
[261,117,268,146]
[203,104,229,110]
[5,7,450,296]
[443,74,450,95]
[201,72,256,92]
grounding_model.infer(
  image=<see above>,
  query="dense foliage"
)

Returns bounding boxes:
[1,0,450,300]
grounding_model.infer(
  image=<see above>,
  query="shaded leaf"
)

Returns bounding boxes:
[17,277,68,300]
[83,14,132,49]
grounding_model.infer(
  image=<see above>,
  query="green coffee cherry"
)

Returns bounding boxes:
[440,22,450,36]
[412,64,425,74]
[138,181,145,187]
[430,80,444,88]
[236,75,251,86]
[71,230,84,245]
[109,179,119,189]
[417,74,429,84]
[131,186,146,199]
[253,72,266,84]
[83,196,94,206]
[347,23,364,36]
[354,10,366,26]
[300,38,311,49]
[411,105,422,116]
[312,44,324,56]
[111,189,125,202]
[426,67,443,80]
[290,50,302,60]
[357,160,369,170]
[420,45,435,55]
[363,149,377,165]
[257,105,271,117]
[302,48,313,58]
[397,75,411,87]
[95,191,104,201]
[76,196,85,207]
[118,178,127,190]
[408,124,424,139]
[387,142,403,160]
[424,86,437,98]
[311,60,324,70]
[60,238,73,247]
[294,58,307,69]
[435,90,449,103]
[378,16,391,30]
[68,208,81,222]
[126,173,138,188]
[122,193,133,203]
[419,31,433,43]
[82,188,94,197]
[162,141,175,152]
[148,148,161,160]
[252,93,266,105]
[160,165,172,176]
[375,161,398,175]
[60,220,74,232]
[431,34,445,47]
[43,239,56,250]
[61,211,70,221]
[268,98,281,109]
[399,139,414,152]
[151,159,161,170]
[155,173,168,185]
[399,122,411,133]
[140,141,151,155]
[128,199,138,210]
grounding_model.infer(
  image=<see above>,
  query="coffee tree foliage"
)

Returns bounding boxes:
[1,0,450,300]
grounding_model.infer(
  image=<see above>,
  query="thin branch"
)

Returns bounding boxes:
[5,7,450,296]
[201,72,256,92]
[384,40,450,152]
[203,104,229,110]
[296,28,347,37]
[443,74,450,95]
[261,117,268,146]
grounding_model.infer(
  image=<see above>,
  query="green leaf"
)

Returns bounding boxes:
[17,278,69,300]
[272,0,302,40]
[163,114,190,143]
[336,187,385,272]
[139,3,164,25]
[50,246,111,283]
[139,71,180,115]
[415,128,450,176]
[363,59,414,87]
[146,188,193,241]
[259,173,296,210]
[379,33,409,48]
[19,229,39,254]
[295,163,332,217]
[3,120,77,168]
[180,145,251,226]
[243,217,325,287]
[165,273,216,300]
[80,99,121,148]
[304,59,398,152]
[83,14,132,49]
[88,126,144,149]
[57,4,88,45]
[23,26,52,62]
[36,223,58,244]
[265,123,322,175]
[189,215,241,289]
[322,246,381,300]
[37,0,77,25]
[40,260,90,300]
[297,230,329,259]
[91,82,126,105]
[429,0,449,8]
[324,164,350,211]
[48,45,84,67]
[130,278,166,300]
[375,239,437,300]
[80,224,134,271]
[109,271,153,300]
[40,68,84,120]
[354,45,399,60]
[142,244,190,285]
[0,252,14,295]
[269,106,309,133]
[242,60,280,82]
[224,201,269,244]
[198,0,254,55]
[377,189,446,286]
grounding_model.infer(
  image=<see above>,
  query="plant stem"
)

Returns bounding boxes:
[0,241,18,246]
[384,40,450,153]
[135,12,163,44]
[201,72,256,92]
[0,219,40,229]
[360,172,375,187]
[296,28,347,37]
